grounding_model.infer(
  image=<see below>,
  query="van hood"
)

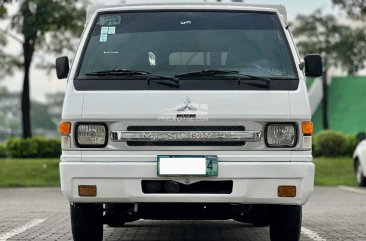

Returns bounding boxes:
[81,91,291,120]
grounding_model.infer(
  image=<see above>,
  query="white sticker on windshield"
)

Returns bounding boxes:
[98,16,122,26]
[101,26,109,35]
[108,26,116,35]
[180,20,192,25]
[100,34,108,42]
[148,52,156,66]
[104,51,119,54]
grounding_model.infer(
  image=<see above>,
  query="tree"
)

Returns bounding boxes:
[0,0,85,138]
[332,0,366,20]
[0,87,59,140]
[0,87,21,140]
[0,36,19,78]
[292,10,366,129]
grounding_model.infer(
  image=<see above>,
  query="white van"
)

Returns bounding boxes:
[57,3,322,241]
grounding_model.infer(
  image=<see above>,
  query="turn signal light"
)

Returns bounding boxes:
[59,122,71,135]
[302,121,313,136]
[278,186,297,197]
[78,185,97,197]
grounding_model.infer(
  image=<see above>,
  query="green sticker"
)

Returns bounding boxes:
[108,26,116,35]
[101,26,109,35]
[100,34,108,42]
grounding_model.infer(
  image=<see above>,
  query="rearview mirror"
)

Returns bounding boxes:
[304,54,322,77]
[56,56,70,79]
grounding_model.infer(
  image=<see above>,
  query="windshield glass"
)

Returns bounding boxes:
[78,11,297,80]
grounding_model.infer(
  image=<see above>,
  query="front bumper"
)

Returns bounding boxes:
[60,160,314,205]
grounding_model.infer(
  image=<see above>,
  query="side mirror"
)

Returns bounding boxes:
[304,54,322,77]
[56,56,70,79]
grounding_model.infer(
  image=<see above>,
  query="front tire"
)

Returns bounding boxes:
[270,205,302,241]
[356,159,366,187]
[70,203,103,241]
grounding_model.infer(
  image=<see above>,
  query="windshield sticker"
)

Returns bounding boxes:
[100,34,108,42]
[101,26,109,35]
[98,15,121,26]
[103,51,119,55]
[99,26,116,42]
[148,52,156,66]
[180,20,192,25]
[108,26,116,35]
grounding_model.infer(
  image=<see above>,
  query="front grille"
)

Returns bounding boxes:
[142,180,233,194]
[126,126,245,146]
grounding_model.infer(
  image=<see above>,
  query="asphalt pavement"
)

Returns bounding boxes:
[0,186,366,241]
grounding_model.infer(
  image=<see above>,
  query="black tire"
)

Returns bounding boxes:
[70,203,103,241]
[356,159,366,187]
[270,205,302,241]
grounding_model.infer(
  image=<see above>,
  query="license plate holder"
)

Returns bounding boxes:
[157,155,218,177]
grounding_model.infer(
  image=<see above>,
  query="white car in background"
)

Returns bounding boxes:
[353,134,366,186]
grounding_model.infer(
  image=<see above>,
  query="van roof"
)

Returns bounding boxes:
[86,3,287,24]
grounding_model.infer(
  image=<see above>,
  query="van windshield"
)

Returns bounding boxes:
[76,11,299,90]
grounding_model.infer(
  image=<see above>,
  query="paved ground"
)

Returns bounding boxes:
[0,187,365,241]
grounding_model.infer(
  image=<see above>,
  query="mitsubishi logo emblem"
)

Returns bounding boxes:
[176,96,197,111]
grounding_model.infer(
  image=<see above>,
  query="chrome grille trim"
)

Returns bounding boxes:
[110,131,262,142]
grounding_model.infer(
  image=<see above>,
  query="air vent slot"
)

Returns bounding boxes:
[126,126,245,146]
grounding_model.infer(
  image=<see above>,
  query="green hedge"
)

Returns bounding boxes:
[0,131,360,158]
[345,135,358,157]
[313,130,358,157]
[0,143,6,158]
[4,137,61,158]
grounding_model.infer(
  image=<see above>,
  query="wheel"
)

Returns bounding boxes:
[270,205,301,241]
[356,159,366,187]
[70,203,103,241]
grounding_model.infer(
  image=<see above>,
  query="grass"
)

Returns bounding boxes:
[0,158,60,187]
[0,157,357,187]
[314,157,356,186]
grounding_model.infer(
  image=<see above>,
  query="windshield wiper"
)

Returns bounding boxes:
[236,74,271,88]
[175,69,239,78]
[85,69,180,88]
[175,69,271,88]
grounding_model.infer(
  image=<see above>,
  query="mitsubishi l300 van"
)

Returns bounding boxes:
[56,3,322,241]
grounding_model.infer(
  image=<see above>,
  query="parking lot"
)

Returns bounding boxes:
[0,187,365,241]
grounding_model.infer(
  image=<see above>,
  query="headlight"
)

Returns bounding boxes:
[76,123,107,147]
[265,123,297,147]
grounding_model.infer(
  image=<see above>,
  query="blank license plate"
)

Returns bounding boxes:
[157,155,218,176]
